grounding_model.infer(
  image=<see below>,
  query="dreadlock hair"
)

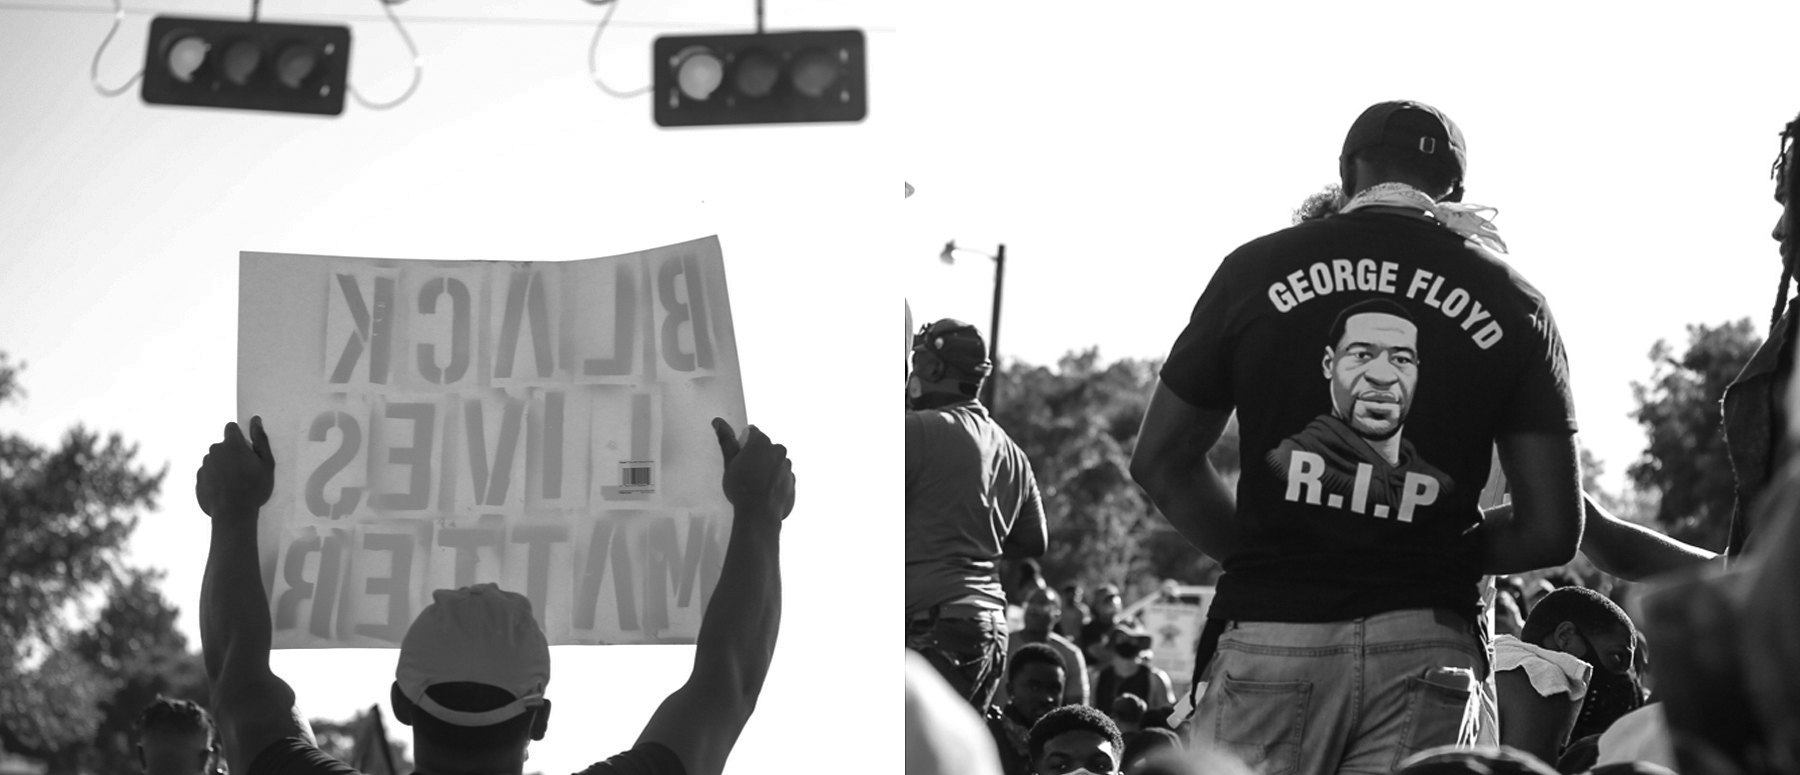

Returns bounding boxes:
[136,696,217,745]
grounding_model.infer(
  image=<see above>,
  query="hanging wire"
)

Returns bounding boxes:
[349,0,422,110]
[250,0,259,22]
[755,0,763,33]
[90,0,144,97]
[586,0,650,99]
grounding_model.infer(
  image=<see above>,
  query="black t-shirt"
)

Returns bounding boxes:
[248,737,686,775]
[1161,210,1577,623]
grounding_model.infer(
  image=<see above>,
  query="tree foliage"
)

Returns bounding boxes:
[990,349,1236,599]
[310,707,412,775]
[1627,319,1761,552]
[0,353,200,775]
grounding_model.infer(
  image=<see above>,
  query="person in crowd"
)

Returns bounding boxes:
[1493,587,1525,639]
[1131,100,1584,772]
[985,643,1067,775]
[996,586,1089,708]
[1079,585,1123,664]
[1029,705,1124,775]
[137,696,224,775]
[1059,583,1090,640]
[907,318,1047,710]
[1091,628,1173,715]
[1492,587,1637,764]
[195,416,795,775]
[908,650,1005,775]
[1009,559,1050,609]
[1110,694,1147,734]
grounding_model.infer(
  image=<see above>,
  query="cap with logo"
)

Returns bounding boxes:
[1341,100,1467,181]
[395,584,551,727]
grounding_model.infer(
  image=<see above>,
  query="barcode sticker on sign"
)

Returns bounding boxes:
[620,461,655,494]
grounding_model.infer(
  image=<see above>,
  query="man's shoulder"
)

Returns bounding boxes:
[577,742,688,775]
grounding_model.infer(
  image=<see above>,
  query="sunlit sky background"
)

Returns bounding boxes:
[8,1,1800,773]
[906,2,1800,499]
[1,1,893,773]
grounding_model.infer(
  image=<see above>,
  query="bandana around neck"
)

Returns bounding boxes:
[1340,182,1509,254]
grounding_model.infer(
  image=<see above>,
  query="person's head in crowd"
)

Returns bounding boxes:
[1120,727,1176,770]
[388,584,552,774]
[1029,705,1125,775]
[1004,643,1067,727]
[1771,113,1799,333]
[136,696,221,775]
[1106,627,1153,672]
[1110,693,1147,734]
[1394,745,1558,775]
[1520,586,1636,676]
[1338,101,1465,202]
[1522,586,1645,742]
[907,318,992,411]
[1025,586,1063,635]
[1092,585,1122,621]
[1493,587,1524,639]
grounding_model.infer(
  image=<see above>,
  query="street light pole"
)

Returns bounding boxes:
[940,239,1008,412]
[983,244,1005,410]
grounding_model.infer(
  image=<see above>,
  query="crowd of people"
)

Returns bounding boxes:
[906,100,1800,775]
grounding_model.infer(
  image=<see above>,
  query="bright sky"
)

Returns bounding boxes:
[0,1,894,773]
[905,1,1800,497]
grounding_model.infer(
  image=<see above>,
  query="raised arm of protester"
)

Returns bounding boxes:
[195,416,308,775]
[1128,382,1242,562]
[634,418,795,775]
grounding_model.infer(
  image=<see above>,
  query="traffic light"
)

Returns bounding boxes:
[652,29,866,127]
[141,16,352,116]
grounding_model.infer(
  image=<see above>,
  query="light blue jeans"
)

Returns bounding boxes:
[1191,608,1489,775]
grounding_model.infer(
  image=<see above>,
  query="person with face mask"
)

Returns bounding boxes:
[906,318,1047,711]
[1091,627,1174,717]
[1492,586,1639,764]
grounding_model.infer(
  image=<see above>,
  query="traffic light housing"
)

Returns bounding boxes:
[652,29,866,127]
[141,16,352,116]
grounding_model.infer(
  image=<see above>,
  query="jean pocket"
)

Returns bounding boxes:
[1393,666,1477,767]
[1211,676,1311,775]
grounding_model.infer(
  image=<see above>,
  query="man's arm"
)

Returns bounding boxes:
[1476,431,1583,574]
[1578,493,1718,580]
[1495,669,1583,763]
[1128,382,1240,561]
[636,419,795,775]
[999,476,1047,559]
[195,417,313,775]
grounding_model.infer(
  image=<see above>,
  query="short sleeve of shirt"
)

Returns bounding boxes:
[577,743,687,775]
[248,738,363,775]
[1500,303,1578,435]
[1160,257,1240,410]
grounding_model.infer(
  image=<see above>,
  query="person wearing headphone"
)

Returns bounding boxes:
[906,318,1047,712]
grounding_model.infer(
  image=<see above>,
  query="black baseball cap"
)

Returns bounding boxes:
[1341,100,1467,181]
[911,318,991,380]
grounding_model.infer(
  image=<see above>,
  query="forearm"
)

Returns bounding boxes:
[1135,457,1240,560]
[201,508,274,693]
[1579,493,1717,581]
[690,507,783,713]
[1474,502,1578,575]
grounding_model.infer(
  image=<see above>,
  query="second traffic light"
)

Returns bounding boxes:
[652,29,866,128]
[141,16,352,116]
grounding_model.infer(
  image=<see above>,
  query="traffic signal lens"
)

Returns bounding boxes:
[789,49,839,98]
[166,35,208,83]
[733,50,780,98]
[223,40,260,85]
[276,45,319,89]
[674,47,723,101]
